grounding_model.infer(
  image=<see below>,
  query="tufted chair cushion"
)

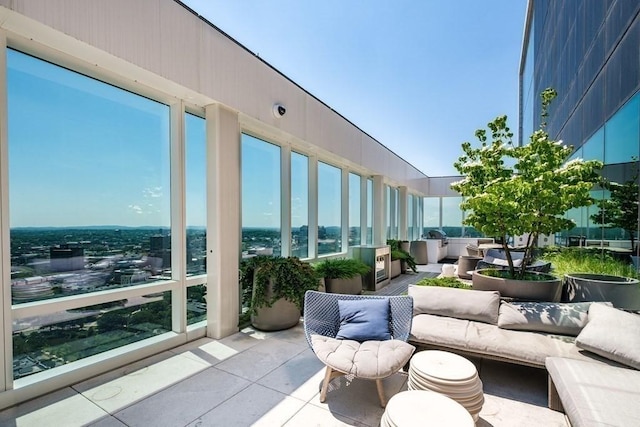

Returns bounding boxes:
[311,335,415,380]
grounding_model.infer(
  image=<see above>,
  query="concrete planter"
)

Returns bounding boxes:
[563,273,640,310]
[325,275,363,295]
[457,255,482,280]
[472,269,562,302]
[251,278,301,331]
[390,259,401,278]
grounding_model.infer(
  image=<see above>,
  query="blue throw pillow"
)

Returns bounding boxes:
[335,298,391,342]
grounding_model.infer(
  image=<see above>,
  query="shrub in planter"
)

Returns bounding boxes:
[388,239,418,273]
[314,258,370,294]
[415,276,470,289]
[239,256,319,330]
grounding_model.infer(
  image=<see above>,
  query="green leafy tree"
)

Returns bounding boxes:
[590,168,639,251]
[452,88,603,279]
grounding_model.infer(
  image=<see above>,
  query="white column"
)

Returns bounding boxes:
[206,104,240,339]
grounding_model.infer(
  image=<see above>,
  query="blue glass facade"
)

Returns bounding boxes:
[520,0,640,243]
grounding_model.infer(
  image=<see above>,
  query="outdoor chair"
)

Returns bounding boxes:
[303,290,415,407]
[476,248,551,273]
[466,244,481,257]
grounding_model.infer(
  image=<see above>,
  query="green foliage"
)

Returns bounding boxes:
[240,256,319,313]
[415,276,470,289]
[590,167,639,251]
[542,247,638,279]
[313,257,371,279]
[387,239,418,272]
[452,88,602,279]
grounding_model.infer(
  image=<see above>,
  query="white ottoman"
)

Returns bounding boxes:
[408,350,484,422]
[381,390,474,427]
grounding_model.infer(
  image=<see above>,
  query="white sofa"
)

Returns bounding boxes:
[407,285,640,427]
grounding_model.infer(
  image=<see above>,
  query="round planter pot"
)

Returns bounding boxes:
[410,241,428,265]
[251,298,300,331]
[563,273,640,310]
[472,269,562,302]
[400,241,411,253]
[390,259,401,278]
[457,256,482,280]
[325,275,363,295]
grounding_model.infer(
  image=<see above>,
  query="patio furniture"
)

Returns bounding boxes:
[465,244,481,257]
[408,350,484,422]
[381,390,474,427]
[303,290,415,407]
[476,248,551,273]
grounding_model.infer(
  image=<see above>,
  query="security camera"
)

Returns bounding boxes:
[273,103,286,118]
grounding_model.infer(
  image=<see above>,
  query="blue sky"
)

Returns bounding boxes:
[183,0,528,177]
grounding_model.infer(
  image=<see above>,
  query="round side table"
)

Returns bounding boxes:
[380,390,474,427]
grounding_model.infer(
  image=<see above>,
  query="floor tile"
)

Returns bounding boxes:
[308,373,407,427]
[113,367,251,427]
[284,403,369,427]
[74,352,209,413]
[215,338,306,382]
[169,337,242,366]
[186,383,305,427]
[257,348,326,401]
[86,415,129,427]
[0,387,108,427]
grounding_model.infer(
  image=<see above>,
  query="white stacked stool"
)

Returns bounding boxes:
[408,350,484,422]
[380,390,474,427]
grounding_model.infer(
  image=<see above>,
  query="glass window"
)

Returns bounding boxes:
[241,134,281,257]
[423,197,440,237]
[291,152,309,258]
[348,173,361,246]
[366,178,373,245]
[582,128,604,161]
[408,195,414,241]
[604,94,639,165]
[13,292,172,379]
[441,197,463,237]
[317,162,342,255]
[186,284,207,325]
[185,113,206,277]
[386,186,391,239]
[393,188,399,238]
[8,49,171,304]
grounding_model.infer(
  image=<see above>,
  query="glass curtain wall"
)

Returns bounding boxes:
[348,173,361,246]
[423,197,440,236]
[8,48,174,379]
[291,152,309,258]
[407,195,414,240]
[241,134,281,257]
[317,162,342,255]
[185,112,207,325]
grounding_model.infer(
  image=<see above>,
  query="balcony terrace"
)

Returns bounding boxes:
[0,264,567,427]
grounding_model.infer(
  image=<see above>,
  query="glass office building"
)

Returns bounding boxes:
[520,0,640,243]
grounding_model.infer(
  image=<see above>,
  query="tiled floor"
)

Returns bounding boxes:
[0,264,569,427]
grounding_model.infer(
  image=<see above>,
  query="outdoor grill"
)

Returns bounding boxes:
[426,229,448,246]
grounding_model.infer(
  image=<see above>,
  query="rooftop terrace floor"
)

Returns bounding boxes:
[0,264,568,426]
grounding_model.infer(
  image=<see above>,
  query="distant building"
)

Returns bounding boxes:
[149,235,171,271]
[50,244,85,272]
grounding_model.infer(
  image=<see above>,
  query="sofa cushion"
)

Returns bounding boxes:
[498,301,601,336]
[546,357,640,427]
[575,303,640,370]
[336,298,390,342]
[408,285,500,325]
[311,335,415,379]
[410,313,604,368]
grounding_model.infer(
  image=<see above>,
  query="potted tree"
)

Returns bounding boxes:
[314,258,370,294]
[452,88,602,301]
[240,256,319,331]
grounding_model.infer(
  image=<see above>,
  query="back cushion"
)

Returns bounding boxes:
[498,301,605,336]
[408,285,500,325]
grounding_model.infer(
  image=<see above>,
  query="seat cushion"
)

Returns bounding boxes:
[546,357,640,427]
[498,301,603,336]
[311,335,415,379]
